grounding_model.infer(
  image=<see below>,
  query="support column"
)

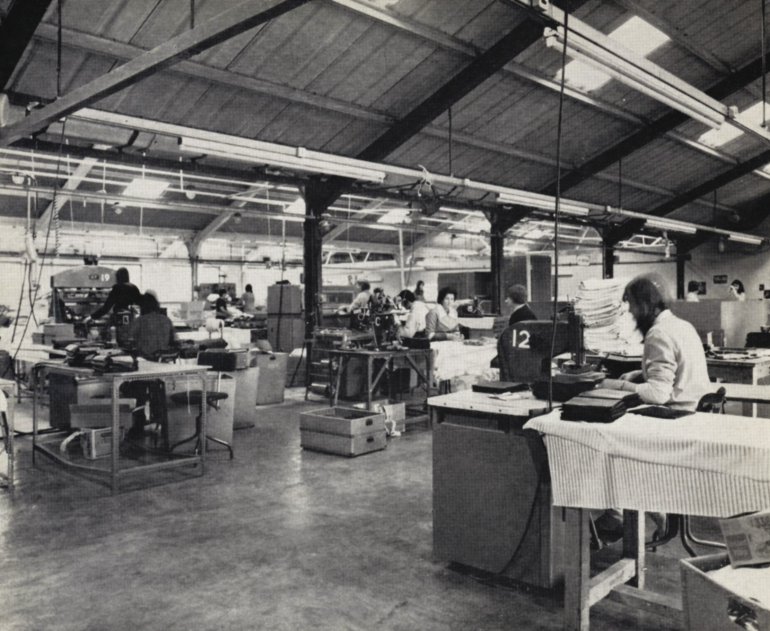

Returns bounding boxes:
[489,212,520,314]
[303,181,333,341]
[603,244,615,280]
[676,254,686,299]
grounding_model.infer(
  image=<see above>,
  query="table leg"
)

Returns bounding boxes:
[111,378,120,495]
[333,356,344,407]
[366,356,373,411]
[200,374,206,476]
[564,507,591,631]
[623,510,645,590]
[32,367,38,465]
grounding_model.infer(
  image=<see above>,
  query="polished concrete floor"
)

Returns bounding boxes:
[1,389,703,631]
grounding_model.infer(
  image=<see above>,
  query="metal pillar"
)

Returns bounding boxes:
[303,181,333,341]
[603,244,615,279]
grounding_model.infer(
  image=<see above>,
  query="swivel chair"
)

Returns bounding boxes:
[169,389,233,459]
[647,387,727,556]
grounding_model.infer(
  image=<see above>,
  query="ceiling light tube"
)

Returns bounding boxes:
[728,233,764,245]
[497,191,590,216]
[179,137,386,183]
[645,218,697,234]
[544,29,724,129]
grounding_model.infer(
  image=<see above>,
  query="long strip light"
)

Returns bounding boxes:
[543,27,725,129]
[497,190,590,216]
[179,137,387,183]
[728,233,764,245]
[645,217,697,235]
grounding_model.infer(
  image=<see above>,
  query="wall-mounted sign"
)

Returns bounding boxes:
[713,275,728,284]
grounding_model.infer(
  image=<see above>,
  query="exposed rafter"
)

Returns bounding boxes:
[0,0,312,147]
[24,16,770,200]
[0,0,55,90]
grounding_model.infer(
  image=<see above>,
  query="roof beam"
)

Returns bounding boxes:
[0,0,55,90]
[27,21,770,192]
[0,0,312,147]
[542,50,770,198]
[37,156,97,233]
[356,15,559,162]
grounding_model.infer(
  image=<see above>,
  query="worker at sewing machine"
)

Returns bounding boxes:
[396,290,429,339]
[602,273,711,411]
[85,267,141,346]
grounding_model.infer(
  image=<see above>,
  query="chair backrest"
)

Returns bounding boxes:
[696,386,726,414]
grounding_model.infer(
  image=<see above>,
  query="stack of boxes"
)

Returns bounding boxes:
[299,406,387,457]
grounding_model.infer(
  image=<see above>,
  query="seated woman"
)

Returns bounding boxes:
[425,287,463,341]
[128,293,179,360]
[602,273,711,411]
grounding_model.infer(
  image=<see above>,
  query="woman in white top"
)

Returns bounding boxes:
[241,284,256,314]
[729,279,746,301]
[397,290,430,338]
[425,287,462,341]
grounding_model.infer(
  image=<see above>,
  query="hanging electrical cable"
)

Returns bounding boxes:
[547,1,571,412]
[763,0,767,127]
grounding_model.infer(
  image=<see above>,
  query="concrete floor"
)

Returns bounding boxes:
[1,389,704,631]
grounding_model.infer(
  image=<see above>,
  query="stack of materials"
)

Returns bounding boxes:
[561,388,642,423]
[573,278,643,356]
[299,406,387,456]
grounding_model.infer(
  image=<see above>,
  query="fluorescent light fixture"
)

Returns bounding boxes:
[555,17,669,93]
[645,218,697,234]
[544,27,724,129]
[497,190,590,216]
[122,178,169,199]
[728,233,764,245]
[179,137,386,183]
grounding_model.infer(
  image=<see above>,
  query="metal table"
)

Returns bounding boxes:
[33,361,209,494]
[329,348,433,428]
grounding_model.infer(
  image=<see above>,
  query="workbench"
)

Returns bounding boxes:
[524,409,770,631]
[428,391,562,588]
[329,348,433,429]
[33,361,210,494]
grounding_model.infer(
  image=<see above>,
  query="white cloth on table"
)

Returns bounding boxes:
[431,340,498,381]
[523,409,770,517]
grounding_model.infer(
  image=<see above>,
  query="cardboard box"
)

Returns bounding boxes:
[300,429,386,456]
[719,509,770,567]
[300,406,385,436]
[681,553,770,631]
[80,427,123,459]
[68,400,136,429]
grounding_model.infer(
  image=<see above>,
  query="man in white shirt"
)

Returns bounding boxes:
[397,290,430,338]
[603,273,711,411]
